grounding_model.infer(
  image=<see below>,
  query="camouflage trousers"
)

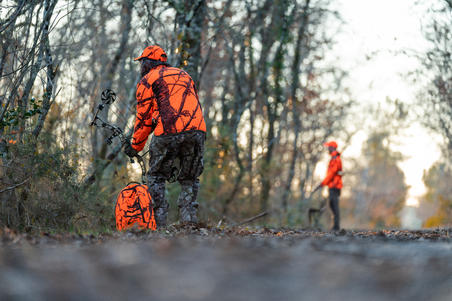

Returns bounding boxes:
[146,130,205,227]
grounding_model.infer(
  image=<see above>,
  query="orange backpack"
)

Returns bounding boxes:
[115,183,156,231]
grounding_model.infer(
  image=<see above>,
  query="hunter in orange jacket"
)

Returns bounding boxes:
[124,45,206,227]
[319,140,343,230]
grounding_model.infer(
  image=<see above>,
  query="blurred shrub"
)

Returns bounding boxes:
[0,134,115,233]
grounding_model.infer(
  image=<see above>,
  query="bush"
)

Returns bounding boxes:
[0,134,114,233]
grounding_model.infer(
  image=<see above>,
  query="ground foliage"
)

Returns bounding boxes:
[1,225,451,246]
[0,225,451,300]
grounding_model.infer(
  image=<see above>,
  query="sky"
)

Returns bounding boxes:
[324,0,442,207]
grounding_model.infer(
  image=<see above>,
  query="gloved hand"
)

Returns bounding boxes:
[124,141,138,158]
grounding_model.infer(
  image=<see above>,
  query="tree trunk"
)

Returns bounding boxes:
[33,0,59,138]
[281,0,311,215]
[175,0,206,87]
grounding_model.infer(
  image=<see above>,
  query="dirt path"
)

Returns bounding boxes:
[0,227,451,301]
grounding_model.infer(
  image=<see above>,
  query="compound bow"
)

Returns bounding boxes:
[90,89,147,183]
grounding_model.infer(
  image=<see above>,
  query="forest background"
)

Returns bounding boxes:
[0,0,451,233]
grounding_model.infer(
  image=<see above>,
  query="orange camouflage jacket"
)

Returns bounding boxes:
[131,65,206,151]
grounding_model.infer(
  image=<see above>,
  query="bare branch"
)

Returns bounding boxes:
[0,178,30,194]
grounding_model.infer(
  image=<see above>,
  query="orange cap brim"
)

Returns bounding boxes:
[324,142,336,148]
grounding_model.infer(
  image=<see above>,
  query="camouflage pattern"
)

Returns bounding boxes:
[146,130,205,227]
[177,179,200,223]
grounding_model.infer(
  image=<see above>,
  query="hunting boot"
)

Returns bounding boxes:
[148,175,168,228]
[177,181,199,223]
[154,203,169,228]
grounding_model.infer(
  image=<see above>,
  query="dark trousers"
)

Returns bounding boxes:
[328,188,341,230]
